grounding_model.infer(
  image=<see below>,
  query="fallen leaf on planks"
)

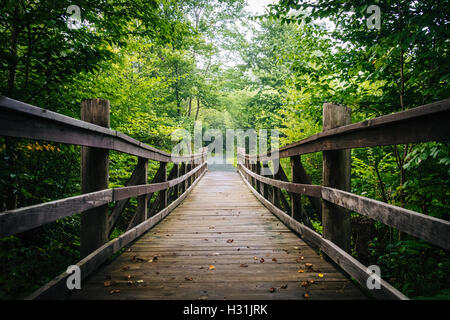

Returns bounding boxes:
[297,269,305,273]
[269,287,276,293]
[103,280,117,287]
[209,265,215,270]
[281,284,288,289]
[305,263,313,269]
[120,266,130,272]
[303,293,310,299]
[110,289,121,294]
[240,264,248,268]
[185,277,193,281]
[226,239,234,243]
[272,258,277,262]
[260,258,265,263]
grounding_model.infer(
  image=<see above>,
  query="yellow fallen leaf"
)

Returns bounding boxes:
[209,265,215,270]
[318,273,324,278]
[297,269,305,273]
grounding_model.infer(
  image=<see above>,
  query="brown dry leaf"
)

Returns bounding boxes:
[109,289,121,294]
[237,248,241,251]
[305,263,313,269]
[297,269,305,273]
[281,284,288,289]
[308,280,315,284]
[260,258,265,263]
[272,258,277,262]
[226,239,234,243]
[185,277,193,281]
[103,280,117,287]
[269,287,276,293]
[240,264,248,268]
[301,281,309,287]
[303,293,310,299]
[296,256,305,263]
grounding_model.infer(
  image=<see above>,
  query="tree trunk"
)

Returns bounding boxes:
[195,97,201,120]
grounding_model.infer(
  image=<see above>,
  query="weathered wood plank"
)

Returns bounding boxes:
[69,171,366,300]
[0,96,204,163]
[26,168,207,300]
[244,99,450,161]
[322,187,450,251]
[238,170,408,300]
[0,190,113,238]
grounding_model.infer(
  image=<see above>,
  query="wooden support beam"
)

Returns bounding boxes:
[173,164,180,200]
[126,157,148,230]
[158,162,168,212]
[256,161,261,194]
[180,163,186,193]
[261,161,269,199]
[290,155,302,221]
[108,158,158,235]
[80,99,110,258]
[292,157,322,221]
[322,103,352,253]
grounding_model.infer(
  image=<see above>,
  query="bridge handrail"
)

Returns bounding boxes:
[237,98,450,300]
[242,99,450,161]
[0,96,208,299]
[0,96,203,163]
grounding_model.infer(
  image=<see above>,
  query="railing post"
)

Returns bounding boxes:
[290,155,302,221]
[80,98,110,258]
[271,159,281,208]
[159,162,168,211]
[135,157,148,222]
[262,161,269,199]
[180,162,186,193]
[173,163,179,199]
[322,103,352,253]
[186,161,191,189]
[256,161,261,194]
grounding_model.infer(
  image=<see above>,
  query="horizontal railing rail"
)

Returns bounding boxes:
[0,96,202,163]
[242,99,450,161]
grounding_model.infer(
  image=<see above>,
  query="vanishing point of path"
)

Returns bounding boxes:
[71,171,366,300]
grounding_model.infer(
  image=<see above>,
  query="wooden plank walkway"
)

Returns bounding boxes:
[71,171,367,300]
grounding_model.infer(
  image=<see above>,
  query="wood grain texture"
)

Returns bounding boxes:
[70,171,367,300]
[242,99,450,161]
[238,170,408,300]
[0,96,204,163]
[26,169,207,300]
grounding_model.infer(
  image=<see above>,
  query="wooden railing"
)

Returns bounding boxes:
[237,99,450,300]
[0,96,208,299]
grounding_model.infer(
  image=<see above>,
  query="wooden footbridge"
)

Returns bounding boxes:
[0,97,449,300]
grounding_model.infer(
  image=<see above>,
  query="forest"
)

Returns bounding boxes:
[0,0,449,300]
